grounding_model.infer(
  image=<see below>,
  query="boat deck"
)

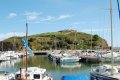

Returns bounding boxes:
[80,55,98,59]
[79,55,101,63]
[0,74,9,80]
[109,73,120,80]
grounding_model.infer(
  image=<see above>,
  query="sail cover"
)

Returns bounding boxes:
[61,75,88,80]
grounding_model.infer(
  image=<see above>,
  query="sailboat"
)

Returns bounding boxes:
[0,34,23,61]
[7,19,53,80]
[90,0,120,80]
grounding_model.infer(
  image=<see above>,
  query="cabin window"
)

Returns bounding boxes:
[34,74,40,79]
[118,70,120,73]
[106,69,111,72]
[96,69,99,72]
[16,74,20,79]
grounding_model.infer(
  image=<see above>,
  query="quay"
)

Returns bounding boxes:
[80,55,101,63]
[33,51,48,55]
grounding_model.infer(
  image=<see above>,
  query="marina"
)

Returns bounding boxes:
[0,50,120,80]
[0,55,92,80]
[1,0,120,80]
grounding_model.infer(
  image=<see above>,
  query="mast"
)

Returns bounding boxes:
[13,32,16,51]
[91,26,92,50]
[110,0,114,75]
[74,30,77,50]
[2,41,3,51]
[54,35,57,50]
[25,18,28,79]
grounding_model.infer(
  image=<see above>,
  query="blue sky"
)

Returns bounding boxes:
[0,0,120,47]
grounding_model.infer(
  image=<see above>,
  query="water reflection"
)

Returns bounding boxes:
[0,59,21,73]
[0,56,91,80]
[60,63,81,69]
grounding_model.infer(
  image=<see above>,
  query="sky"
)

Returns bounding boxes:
[0,0,120,47]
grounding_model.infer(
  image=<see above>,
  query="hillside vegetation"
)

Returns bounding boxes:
[0,30,108,51]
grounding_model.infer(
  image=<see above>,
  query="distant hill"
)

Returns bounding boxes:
[0,30,108,51]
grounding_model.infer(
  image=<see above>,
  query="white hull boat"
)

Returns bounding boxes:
[8,67,52,80]
[60,56,80,63]
[90,65,120,80]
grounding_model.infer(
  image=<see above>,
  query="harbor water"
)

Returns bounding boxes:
[0,55,105,80]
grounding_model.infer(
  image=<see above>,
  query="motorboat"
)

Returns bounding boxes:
[90,65,120,80]
[60,55,80,63]
[9,67,52,80]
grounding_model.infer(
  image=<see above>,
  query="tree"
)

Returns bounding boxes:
[93,35,99,41]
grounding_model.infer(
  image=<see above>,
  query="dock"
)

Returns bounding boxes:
[33,51,48,55]
[80,55,101,63]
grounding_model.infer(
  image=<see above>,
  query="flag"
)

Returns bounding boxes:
[21,39,28,48]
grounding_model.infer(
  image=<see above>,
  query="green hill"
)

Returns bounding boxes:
[0,30,108,51]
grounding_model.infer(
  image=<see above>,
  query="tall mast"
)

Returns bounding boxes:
[2,41,3,51]
[13,32,16,51]
[25,18,28,80]
[54,34,57,50]
[91,26,92,50]
[74,30,77,50]
[110,0,114,75]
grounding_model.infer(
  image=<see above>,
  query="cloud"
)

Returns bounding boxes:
[41,16,55,21]
[40,14,73,22]
[0,32,25,41]
[24,12,41,21]
[8,13,17,18]
[81,28,110,32]
[24,13,73,23]
[57,14,73,20]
